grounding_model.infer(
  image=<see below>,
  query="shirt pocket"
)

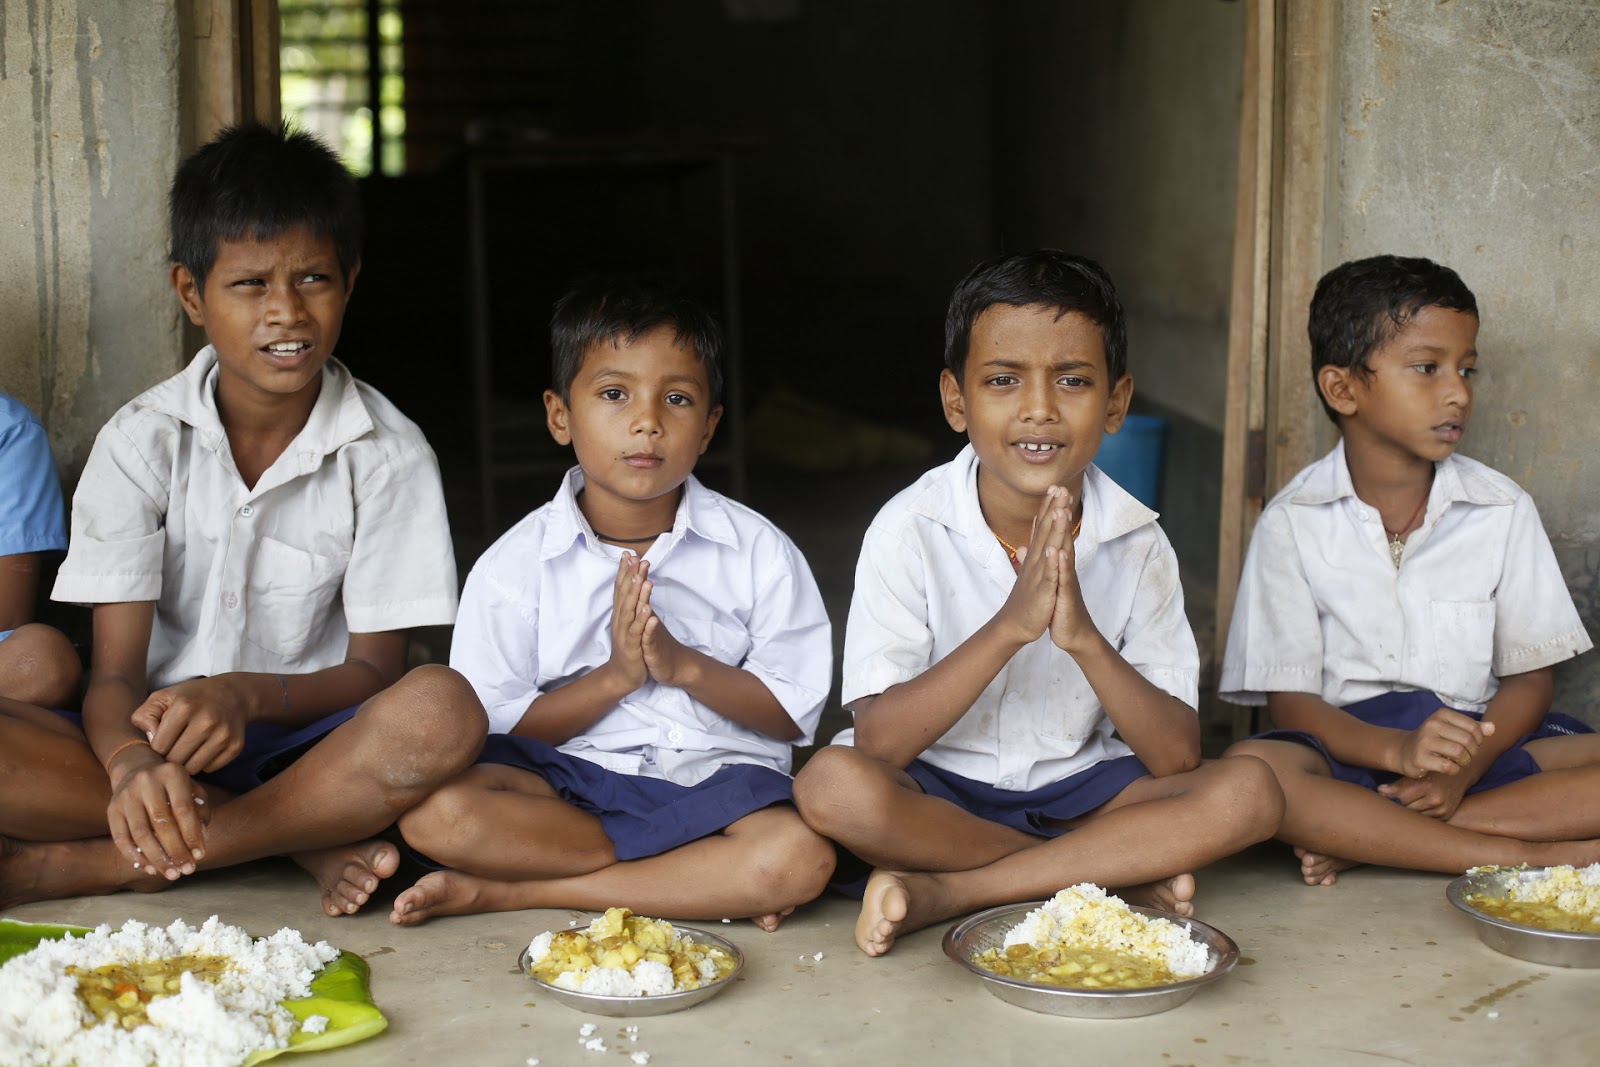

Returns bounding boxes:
[245,536,347,660]
[1430,599,1496,705]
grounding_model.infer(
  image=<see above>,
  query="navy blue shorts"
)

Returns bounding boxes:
[463,733,797,863]
[831,752,1151,898]
[1252,690,1593,797]
[50,704,358,795]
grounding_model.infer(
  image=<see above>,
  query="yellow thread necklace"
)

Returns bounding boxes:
[995,512,1083,566]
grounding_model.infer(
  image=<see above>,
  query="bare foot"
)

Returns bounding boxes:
[390,869,522,927]
[751,905,796,933]
[293,839,400,916]
[1118,873,1197,917]
[854,870,958,957]
[1295,847,1360,886]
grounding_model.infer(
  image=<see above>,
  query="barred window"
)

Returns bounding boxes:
[280,0,405,176]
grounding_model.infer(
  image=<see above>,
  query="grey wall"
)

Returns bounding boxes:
[993,0,1245,589]
[1329,1,1600,720]
[0,0,184,477]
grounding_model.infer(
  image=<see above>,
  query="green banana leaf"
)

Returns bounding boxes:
[0,919,387,1064]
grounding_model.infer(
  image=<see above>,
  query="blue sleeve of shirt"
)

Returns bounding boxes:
[0,397,68,556]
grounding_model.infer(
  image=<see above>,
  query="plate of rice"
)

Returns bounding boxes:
[0,915,386,1067]
[518,907,742,1017]
[1447,863,1600,968]
[942,884,1239,1018]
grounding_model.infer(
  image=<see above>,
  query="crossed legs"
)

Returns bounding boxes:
[390,763,835,930]
[1226,736,1600,886]
[792,747,1283,956]
[0,664,487,915]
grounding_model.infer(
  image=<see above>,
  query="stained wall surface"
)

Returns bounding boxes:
[0,0,183,477]
[1329,1,1600,718]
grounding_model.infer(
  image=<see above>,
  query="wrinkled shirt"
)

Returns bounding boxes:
[0,393,67,558]
[1221,440,1591,712]
[837,445,1199,792]
[53,347,458,687]
[450,468,831,785]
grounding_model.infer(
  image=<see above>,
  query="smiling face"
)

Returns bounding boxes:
[171,225,356,414]
[1321,305,1477,465]
[941,303,1132,531]
[545,325,723,533]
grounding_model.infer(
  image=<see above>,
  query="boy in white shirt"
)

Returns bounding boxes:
[388,277,835,929]
[0,123,484,916]
[1222,255,1600,886]
[793,250,1283,957]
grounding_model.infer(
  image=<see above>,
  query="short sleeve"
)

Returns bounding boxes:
[1490,494,1593,676]
[735,532,832,744]
[342,442,459,633]
[52,419,170,604]
[841,519,933,708]
[1219,505,1326,705]
[450,558,545,735]
[1116,532,1200,708]
[0,405,67,557]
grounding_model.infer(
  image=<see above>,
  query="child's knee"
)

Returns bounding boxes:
[745,814,836,903]
[2,623,82,707]
[1215,753,1286,838]
[367,664,488,777]
[396,780,476,854]
[792,746,879,825]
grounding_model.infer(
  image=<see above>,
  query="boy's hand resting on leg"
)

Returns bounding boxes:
[1391,708,1493,779]
[995,486,1072,646]
[606,554,652,692]
[132,675,254,773]
[104,743,210,880]
[1378,769,1472,819]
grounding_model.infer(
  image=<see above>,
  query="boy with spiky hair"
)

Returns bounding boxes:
[0,122,484,915]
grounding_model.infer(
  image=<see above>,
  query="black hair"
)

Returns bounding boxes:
[1309,255,1478,422]
[169,121,361,290]
[943,250,1128,383]
[549,277,724,403]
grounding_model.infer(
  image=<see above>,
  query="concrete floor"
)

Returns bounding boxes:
[5,845,1593,1066]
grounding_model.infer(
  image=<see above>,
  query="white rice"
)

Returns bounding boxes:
[1476,862,1600,917]
[0,915,338,1067]
[1001,883,1211,977]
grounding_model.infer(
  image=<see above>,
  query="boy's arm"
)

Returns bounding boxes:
[855,487,1075,768]
[0,552,40,632]
[1266,689,1490,778]
[83,600,209,880]
[132,629,409,772]
[640,619,801,740]
[509,552,650,744]
[1048,539,1199,776]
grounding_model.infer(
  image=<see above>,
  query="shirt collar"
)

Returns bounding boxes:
[141,346,375,473]
[1291,438,1516,509]
[911,444,1160,572]
[540,467,739,561]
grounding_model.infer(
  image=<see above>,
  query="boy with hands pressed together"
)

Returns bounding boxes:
[794,250,1282,957]
[1223,255,1600,886]
[389,278,835,929]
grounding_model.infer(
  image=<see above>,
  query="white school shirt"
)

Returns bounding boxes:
[836,445,1199,793]
[449,468,831,784]
[1220,439,1592,712]
[53,347,458,687]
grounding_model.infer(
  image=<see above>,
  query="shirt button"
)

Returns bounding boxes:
[223,592,239,609]
[667,729,684,746]
[240,504,254,517]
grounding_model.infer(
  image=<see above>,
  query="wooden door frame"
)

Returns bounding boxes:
[178,0,281,154]
[1215,0,1338,737]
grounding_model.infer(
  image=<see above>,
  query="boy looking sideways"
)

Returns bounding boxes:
[0,122,484,916]
[794,250,1282,957]
[389,278,835,929]
[1222,255,1600,885]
